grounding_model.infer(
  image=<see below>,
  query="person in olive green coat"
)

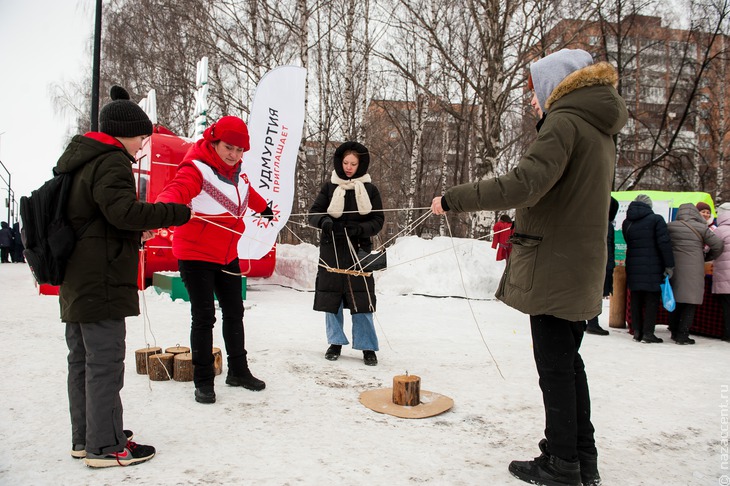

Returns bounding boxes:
[59,86,191,467]
[432,49,627,486]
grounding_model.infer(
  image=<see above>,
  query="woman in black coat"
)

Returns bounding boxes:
[308,141,384,365]
[622,194,675,343]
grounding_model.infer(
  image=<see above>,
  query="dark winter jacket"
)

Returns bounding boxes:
[622,201,675,292]
[0,222,12,248]
[11,222,24,263]
[308,143,385,314]
[667,203,724,304]
[444,62,627,321]
[56,133,191,322]
[602,197,619,296]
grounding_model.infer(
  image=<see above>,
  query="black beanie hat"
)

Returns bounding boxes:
[99,86,153,137]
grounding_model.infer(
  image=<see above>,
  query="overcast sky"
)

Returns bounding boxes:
[0,1,94,220]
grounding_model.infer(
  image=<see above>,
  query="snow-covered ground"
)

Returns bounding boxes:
[1,236,728,485]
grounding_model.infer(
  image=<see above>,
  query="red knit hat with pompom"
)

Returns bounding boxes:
[203,116,250,151]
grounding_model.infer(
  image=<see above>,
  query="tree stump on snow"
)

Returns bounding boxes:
[609,266,627,328]
[148,353,174,381]
[392,374,421,406]
[212,347,223,375]
[135,346,162,375]
[165,345,190,357]
[173,353,193,382]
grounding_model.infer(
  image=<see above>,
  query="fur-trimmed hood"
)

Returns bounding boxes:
[545,62,619,110]
[546,62,626,137]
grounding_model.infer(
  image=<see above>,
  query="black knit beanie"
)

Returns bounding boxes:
[99,85,153,137]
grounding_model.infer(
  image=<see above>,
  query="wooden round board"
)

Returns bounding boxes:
[359,388,454,419]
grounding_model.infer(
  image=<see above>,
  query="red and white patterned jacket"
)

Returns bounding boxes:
[156,139,268,264]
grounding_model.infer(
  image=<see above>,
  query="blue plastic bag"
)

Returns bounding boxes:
[660,275,676,312]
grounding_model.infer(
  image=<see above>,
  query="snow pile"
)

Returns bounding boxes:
[263,236,504,299]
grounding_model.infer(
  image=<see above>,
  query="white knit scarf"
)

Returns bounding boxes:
[327,171,372,218]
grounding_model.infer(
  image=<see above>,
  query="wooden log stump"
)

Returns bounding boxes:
[392,374,421,406]
[173,353,193,382]
[609,266,627,328]
[165,345,190,357]
[135,346,162,375]
[213,347,223,375]
[148,353,174,381]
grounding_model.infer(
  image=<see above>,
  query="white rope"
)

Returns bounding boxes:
[443,216,505,380]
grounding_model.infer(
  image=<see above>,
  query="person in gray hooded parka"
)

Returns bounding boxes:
[432,48,627,486]
[667,203,724,344]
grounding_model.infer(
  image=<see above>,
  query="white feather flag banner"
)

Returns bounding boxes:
[239,65,307,260]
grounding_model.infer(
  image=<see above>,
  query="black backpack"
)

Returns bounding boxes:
[20,170,92,285]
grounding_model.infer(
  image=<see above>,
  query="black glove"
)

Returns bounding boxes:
[345,222,362,237]
[321,216,333,233]
[664,267,674,279]
[260,206,274,221]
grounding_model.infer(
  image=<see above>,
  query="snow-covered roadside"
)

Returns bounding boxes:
[0,238,728,485]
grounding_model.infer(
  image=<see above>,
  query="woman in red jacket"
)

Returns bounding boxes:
[491,214,514,261]
[157,116,273,404]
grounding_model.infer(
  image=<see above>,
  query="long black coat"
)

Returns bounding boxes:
[622,201,675,292]
[308,182,384,314]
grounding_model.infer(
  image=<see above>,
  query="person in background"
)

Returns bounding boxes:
[308,141,385,366]
[696,201,716,231]
[10,222,24,263]
[60,86,191,467]
[667,203,724,345]
[0,221,12,263]
[491,214,514,262]
[711,202,730,342]
[622,194,675,343]
[586,197,619,336]
[431,48,627,486]
[156,115,273,404]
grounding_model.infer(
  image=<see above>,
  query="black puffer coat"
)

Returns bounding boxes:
[622,200,675,291]
[308,142,384,314]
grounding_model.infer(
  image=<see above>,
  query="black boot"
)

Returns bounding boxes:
[194,386,216,404]
[585,318,609,336]
[363,350,378,366]
[641,322,662,343]
[578,449,601,486]
[509,440,581,486]
[226,368,266,391]
[325,344,342,361]
[675,314,695,345]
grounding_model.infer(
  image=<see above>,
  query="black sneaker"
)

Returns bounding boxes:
[84,441,155,468]
[363,350,378,366]
[71,430,134,459]
[676,337,696,345]
[325,344,342,361]
[226,371,266,391]
[194,387,216,403]
[509,446,581,486]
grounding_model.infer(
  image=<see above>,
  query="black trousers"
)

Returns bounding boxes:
[668,302,697,339]
[530,315,596,463]
[630,290,660,337]
[719,294,730,340]
[179,259,246,388]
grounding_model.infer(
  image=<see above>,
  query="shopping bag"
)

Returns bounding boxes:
[660,275,676,312]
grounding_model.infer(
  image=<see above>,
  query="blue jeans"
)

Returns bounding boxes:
[325,302,379,351]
